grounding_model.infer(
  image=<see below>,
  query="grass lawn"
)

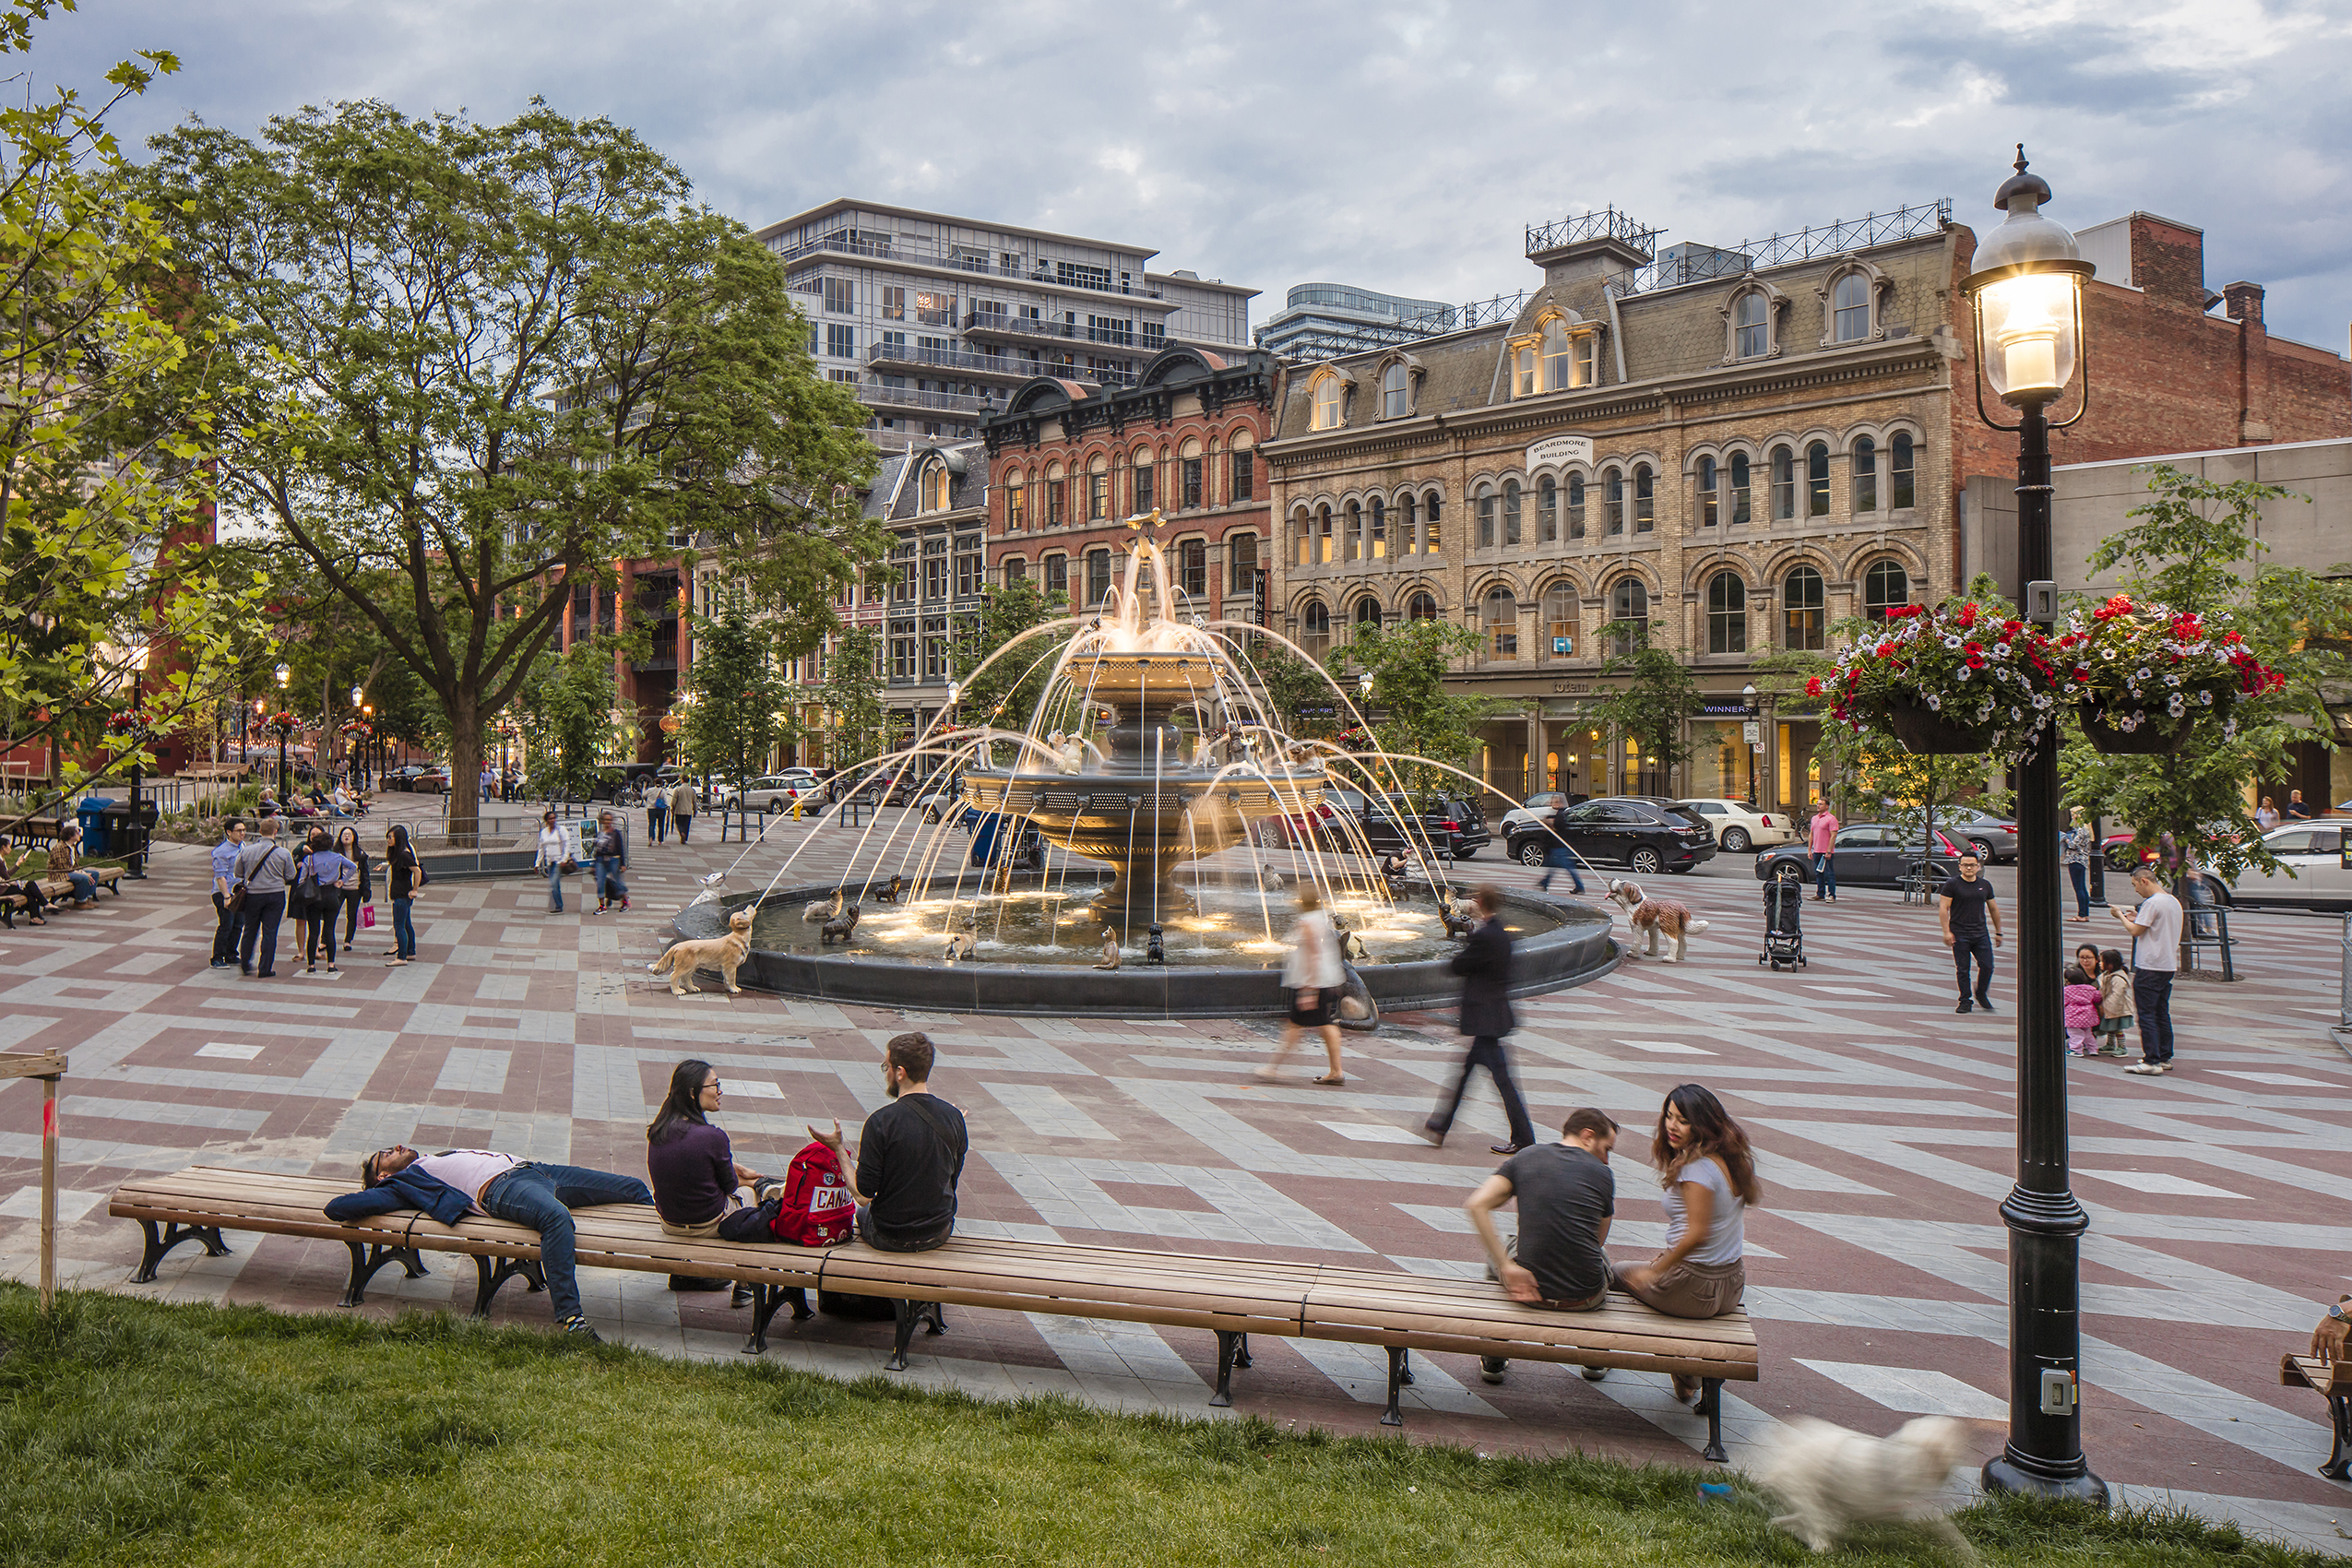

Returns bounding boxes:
[0,1287,2325,1567]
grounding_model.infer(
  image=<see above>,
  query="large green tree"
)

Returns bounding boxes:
[1327,618,1494,799]
[516,639,619,802]
[2061,463,2348,879]
[815,625,890,774]
[681,585,785,787]
[145,101,881,833]
[1587,621,1703,796]
[949,577,1069,739]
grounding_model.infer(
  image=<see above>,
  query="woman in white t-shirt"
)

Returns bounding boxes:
[1616,1084,1763,1402]
[535,809,575,915]
[1262,885,1346,1085]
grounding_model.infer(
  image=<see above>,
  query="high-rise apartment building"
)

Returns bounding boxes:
[1254,282,1458,362]
[754,200,1257,453]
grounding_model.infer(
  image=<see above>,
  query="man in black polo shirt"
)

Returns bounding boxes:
[813,1030,967,1251]
[1938,850,2004,1014]
[1465,1107,1619,1385]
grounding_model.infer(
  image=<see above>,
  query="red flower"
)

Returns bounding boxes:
[1957,603,1979,630]
[2093,594,2133,622]
[1805,676,1823,697]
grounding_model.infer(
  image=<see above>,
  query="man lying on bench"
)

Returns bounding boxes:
[326,1146,651,1342]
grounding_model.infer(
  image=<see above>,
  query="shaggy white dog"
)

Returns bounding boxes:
[1758,1415,1976,1554]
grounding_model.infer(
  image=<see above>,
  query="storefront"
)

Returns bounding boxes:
[1689,698,1763,803]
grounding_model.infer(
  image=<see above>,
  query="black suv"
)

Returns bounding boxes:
[1509,796,1716,875]
[1357,793,1491,861]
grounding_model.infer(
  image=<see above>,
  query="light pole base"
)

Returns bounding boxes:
[1983,1453,2108,1507]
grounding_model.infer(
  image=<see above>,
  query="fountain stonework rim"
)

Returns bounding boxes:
[671,878,1621,1019]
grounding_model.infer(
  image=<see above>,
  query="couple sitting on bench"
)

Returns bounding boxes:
[323,1031,968,1342]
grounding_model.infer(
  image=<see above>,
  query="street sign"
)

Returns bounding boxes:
[1741,721,1761,744]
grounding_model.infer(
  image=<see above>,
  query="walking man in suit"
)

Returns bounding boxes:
[1420,885,1538,1156]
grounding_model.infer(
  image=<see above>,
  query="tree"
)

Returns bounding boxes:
[950,577,1069,733]
[681,585,784,787]
[1587,622,1703,795]
[816,624,890,773]
[146,101,883,835]
[517,640,617,802]
[0,2,269,817]
[2061,463,2348,879]
[1327,619,1494,798]
[1249,642,1338,740]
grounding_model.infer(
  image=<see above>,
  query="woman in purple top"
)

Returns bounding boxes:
[293,827,359,975]
[646,1058,786,1295]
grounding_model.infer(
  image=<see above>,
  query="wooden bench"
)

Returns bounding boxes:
[113,1165,1759,1455]
[2,865,125,927]
[2280,1355,2352,1479]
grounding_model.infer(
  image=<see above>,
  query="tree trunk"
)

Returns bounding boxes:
[445,692,482,839]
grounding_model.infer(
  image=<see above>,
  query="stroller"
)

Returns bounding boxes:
[1759,862,1806,969]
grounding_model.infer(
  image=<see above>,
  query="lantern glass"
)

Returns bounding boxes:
[1977,270,2080,404]
[275,663,291,687]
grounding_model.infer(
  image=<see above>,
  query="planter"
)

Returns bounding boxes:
[1882,695,1998,756]
[2076,693,2229,755]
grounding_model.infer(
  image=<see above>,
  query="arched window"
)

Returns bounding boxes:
[1852,435,1878,513]
[1316,505,1334,564]
[1043,553,1068,596]
[1422,492,1442,553]
[1541,317,1572,391]
[1399,493,1418,555]
[1805,442,1830,517]
[1891,432,1916,510]
[1408,591,1438,621]
[1605,468,1624,536]
[1734,291,1767,358]
[1633,464,1655,532]
[1301,599,1331,659]
[1770,445,1795,520]
[1513,343,1538,398]
[1132,446,1156,514]
[1483,587,1519,660]
[1004,556,1028,587]
[1179,436,1205,510]
[1864,560,1910,622]
[1832,272,1871,342]
[1538,476,1558,543]
[1005,474,1027,531]
[1476,487,1496,549]
[1566,473,1586,538]
[1541,582,1578,660]
[1345,500,1362,562]
[1291,509,1312,567]
[1381,361,1408,419]
[1696,455,1718,528]
[1503,479,1523,547]
[1044,459,1066,526]
[1783,564,1825,650]
[1354,596,1383,636]
[1311,374,1343,432]
[1610,577,1649,654]
[1087,453,1109,520]
[1706,572,1748,655]
[1369,496,1386,558]
[922,461,950,513]
[1087,548,1112,606]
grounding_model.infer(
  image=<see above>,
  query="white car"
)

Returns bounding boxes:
[1675,797,1798,853]
[2215,821,2351,909]
[1498,791,1571,840]
[716,774,821,814]
[915,778,965,822]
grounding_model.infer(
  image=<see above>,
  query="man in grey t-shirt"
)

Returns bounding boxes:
[1466,1108,1619,1385]
[2117,864,2183,1075]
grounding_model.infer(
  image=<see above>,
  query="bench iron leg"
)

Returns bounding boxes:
[1211,1330,1241,1408]
[131,1219,232,1284]
[2325,1394,2352,1481]
[741,1286,813,1356]
[1381,1347,1409,1427]
[469,1254,543,1317]
[885,1298,921,1372]
[338,1240,430,1308]
[1700,1377,1728,1463]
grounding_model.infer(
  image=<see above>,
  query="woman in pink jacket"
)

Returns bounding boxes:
[1807,805,1840,902]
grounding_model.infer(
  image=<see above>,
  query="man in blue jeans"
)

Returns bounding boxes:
[327,1146,652,1340]
[1937,851,2003,1014]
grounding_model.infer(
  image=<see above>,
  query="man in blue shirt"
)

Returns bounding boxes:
[208,818,248,968]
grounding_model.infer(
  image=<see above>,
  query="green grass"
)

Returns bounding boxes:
[0,1287,2327,1567]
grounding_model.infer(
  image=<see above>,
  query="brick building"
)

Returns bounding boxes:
[1259,201,2350,815]
[980,345,1278,628]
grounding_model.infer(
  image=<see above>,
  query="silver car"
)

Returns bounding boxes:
[2216,822,2352,909]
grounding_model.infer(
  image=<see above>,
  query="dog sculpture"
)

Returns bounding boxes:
[1758,1416,1975,1555]
[943,933,971,964]
[647,909,754,997]
[819,904,861,946]
[1606,877,1710,962]
[1093,929,1122,970]
[1436,890,1479,942]
[871,873,903,905]
[802,888,842,924]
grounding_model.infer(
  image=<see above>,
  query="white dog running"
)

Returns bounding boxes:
[1759,1415,1976,1554]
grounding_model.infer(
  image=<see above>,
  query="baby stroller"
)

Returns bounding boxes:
[1760,862,1806,969]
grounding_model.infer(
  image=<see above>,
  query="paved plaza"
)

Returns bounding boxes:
[4,799,2349,1550]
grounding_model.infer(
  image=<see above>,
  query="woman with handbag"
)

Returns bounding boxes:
[1261,885,1346,1086]
[293,827,358,976]
[384,823,421,965]
[334,826,374,950]
[535,809,574,914]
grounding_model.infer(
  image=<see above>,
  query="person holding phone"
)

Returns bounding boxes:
[2115,864,2182,1075]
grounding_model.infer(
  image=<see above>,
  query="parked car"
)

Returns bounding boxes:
[410,765,450,794]
[383,763,433,792]
[1932,805,2021,864]
[1508,796,1714,876]
[2204,822,2352,909]
[1254,785,1368,851]
[1498,791,1572,841]
[1674,797,1797,854]
[915,776,965,822]
[712,774,823,814]
[1754,822,1964,887]
[1357,793,1491,861]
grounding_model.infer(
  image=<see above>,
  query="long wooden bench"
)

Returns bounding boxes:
[113,1165,1759,1455]
[2280,1355,2352,1479]
[2,865,124,927]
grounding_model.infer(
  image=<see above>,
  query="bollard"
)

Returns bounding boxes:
[2334,912,2352,1053]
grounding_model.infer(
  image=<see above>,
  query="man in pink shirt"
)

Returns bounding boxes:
[1808,805,1841,902]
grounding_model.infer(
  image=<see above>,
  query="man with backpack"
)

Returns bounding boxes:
[810,1031,967,1252]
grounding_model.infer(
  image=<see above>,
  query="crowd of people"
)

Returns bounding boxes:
[208,815,422,976]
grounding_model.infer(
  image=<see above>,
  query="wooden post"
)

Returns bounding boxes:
[2,1050,68,1314]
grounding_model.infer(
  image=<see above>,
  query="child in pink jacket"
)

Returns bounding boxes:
[2062,963,2102,1055]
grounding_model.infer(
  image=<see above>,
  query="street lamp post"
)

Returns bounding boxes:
[125,645,150,879]
[1741,683,1759,805]
[273,664,291,800]
[1962,147,2106,1505]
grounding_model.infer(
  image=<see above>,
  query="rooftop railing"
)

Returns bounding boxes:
[1525,205,1664,258]
[769,229,1167,301]
[1607,198,1954,297]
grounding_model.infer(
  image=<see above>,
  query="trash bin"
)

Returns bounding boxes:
[101,799,159,865]
[76,797,114,855]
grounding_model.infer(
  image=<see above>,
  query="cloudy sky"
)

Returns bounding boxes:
[33,0,2352,351]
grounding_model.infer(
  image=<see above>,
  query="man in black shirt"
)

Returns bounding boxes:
[1937,851,2003,1014]
[813,1030,967,1252]
[1466,1107,1619,1385]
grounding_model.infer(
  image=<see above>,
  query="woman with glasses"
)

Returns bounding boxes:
[646,1059,786,1300]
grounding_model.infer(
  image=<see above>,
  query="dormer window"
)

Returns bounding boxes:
[1513,342,1538,398]
[1311,372,1345,431]
[1511,314,1596,398]
[921,462,950,513]
[1381,361,1408,418]
[1541,318,1571,389]
[1834,274,1870,341]
[1819,261,1890,347]
[1733,293,1767,358]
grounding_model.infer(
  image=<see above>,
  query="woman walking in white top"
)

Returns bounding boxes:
[1615,1083,1762,1403]
[1262,885,1346,1085]
[535,810,574,913]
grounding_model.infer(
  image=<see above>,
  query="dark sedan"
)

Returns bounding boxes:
[1509,796,1716,876]
[1755,823,1965,886]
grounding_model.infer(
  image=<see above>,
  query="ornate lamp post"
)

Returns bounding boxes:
[124,644,150,879]
[1961,147,2105,1505]
[273,663,291,800]
[1741,683,1759,804]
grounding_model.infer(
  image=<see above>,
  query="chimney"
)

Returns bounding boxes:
[2222,281,2265,327]
[2128,214,2206,311]
[2226,281,2274,445]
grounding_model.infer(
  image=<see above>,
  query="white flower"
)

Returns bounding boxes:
[2168,694,2186,717]
[2136,668,2152,682]
[2199,689,2214,706]
[1927,694,1942,711]
[1957,667,1970,681]
[2011,707,2024,720]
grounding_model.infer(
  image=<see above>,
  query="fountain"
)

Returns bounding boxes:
[667,515,1618,1018]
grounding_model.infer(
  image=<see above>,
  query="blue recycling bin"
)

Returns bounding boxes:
[77,797,114,854]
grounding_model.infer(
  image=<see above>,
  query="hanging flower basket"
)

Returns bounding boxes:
[264,709,303,737]
[2062,597,2278,754]
[1816,599,2061,760]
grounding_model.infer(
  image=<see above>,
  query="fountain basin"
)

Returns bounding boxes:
[670,875,1620,1018]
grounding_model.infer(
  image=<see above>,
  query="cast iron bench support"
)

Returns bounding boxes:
[742,1284,814,1354]
[1380,1347,1418,1426]
[131,1218,231,1282]
[1208,1330,1253,1408]
[338,1240,430,1307]
[885,1298,948,1372]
